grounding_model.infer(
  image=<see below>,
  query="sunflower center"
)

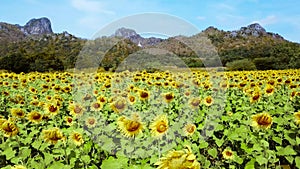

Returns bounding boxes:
[157,122,167,133]
[257,116,271,126]
[187,126,195,133]
[165,94,174,101]
[225,151,233,156]
[33,113,42,120]
[115,101,125,109]
[140,91,149,99]
[126,121,140,132]
[88,119,95,125]
[266,88,274,93]
[206,97,212,104]
[252,95,260,100]
[49,105,58,112]
[129,96,135,102]
[191,99,200,107]
[93,103,100,108]
[67,117,73,123]
[74,106,82,114]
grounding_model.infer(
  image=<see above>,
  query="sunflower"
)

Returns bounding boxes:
[139,90,150,101]
[264,85,275,96]
[128,95,136,105]
[90,101,103,111]
[150,114,168,138]
[252,112,272,129]
[1,120,19,137]
[69,103,85,117]
[189,97,201,109]
[111,98,127,113]
[28,87,38,94]
[70,132,84,146]
[222,149,234,160]
[294,111,300,125]
[11,165,27,169]
[65,116,74,126]
[155,145,200,169]
[203,96,213,106]
[117,113,144,138]
[97,95,106,103]
[11,108,25,118]
[44,102,60,116]
[250,91,261,103]
[184,123,197,136]
[27,111,43,123]
[42,127,65,144]
[85,116,97,128]
[162,92,175,103]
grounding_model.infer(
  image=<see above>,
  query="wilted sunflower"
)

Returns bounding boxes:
[150,114,168,138]
[27,111,43,123]
[111,98,126,113]
[90,101,102,111]
[294,111,300,125]
[155,145,200,169]
[69,103,85,117]
[222,149,234,160]
[44,102,60,116]
[203,96,213,106]
[42,127,65,144]
[1,120,19,137]
[11,108,25,118]
[85,116,97,128]
[117,113,143,138]
[252,112,272,129]
[162,92,175,103]
[70,132,84,146]
[184,123,197,136]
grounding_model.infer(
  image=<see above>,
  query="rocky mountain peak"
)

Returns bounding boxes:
[20,17,53,35]
[114,27,139,38]
[240,23,266,37]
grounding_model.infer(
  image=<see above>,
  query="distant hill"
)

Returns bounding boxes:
[0,17,299,72]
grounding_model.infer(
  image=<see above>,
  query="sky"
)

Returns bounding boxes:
[0,0,300,42]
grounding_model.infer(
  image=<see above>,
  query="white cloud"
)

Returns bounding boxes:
[252,15,277,26]
[214,3,235,11]
[70,0,114,14]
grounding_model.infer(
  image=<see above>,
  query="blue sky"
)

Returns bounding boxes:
[1,0,300,42]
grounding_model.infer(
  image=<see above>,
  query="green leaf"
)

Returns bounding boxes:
[295,157,300,168]
[208,148,218,158]
[101,156,128,169]
[81,155,90,164]
[256,155,268,165]
[48,161,70,169]
[233,156,244,165]
[272,136,282,145]
[245,158,255,169]
[199,141,209,149]
[276,146,297,156]
[285,156,294,164]
[43,152,53,166]
[20,147,31,159]
[240,143,253,154]
[3,147,16,160]
[32,140,42,149]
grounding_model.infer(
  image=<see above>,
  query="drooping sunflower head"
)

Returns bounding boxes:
[150,114,168,138]
[222,149,234,160]
[117,113,143,138]
[155,145,200,169]
[70,131,84,146]
[27,111,43,123]
[0,120,19,137]
[42,127,65,144]
[252,112,272,129]
[184,123,197,136]
[11,108,25,118]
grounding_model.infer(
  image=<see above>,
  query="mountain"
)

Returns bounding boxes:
[0,18,299,72]
[0,17,53,42]
[112,27,163,47]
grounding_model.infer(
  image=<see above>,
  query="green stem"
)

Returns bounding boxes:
[64,142,69,165]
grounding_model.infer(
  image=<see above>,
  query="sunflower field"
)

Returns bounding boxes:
[0,69,300,169]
